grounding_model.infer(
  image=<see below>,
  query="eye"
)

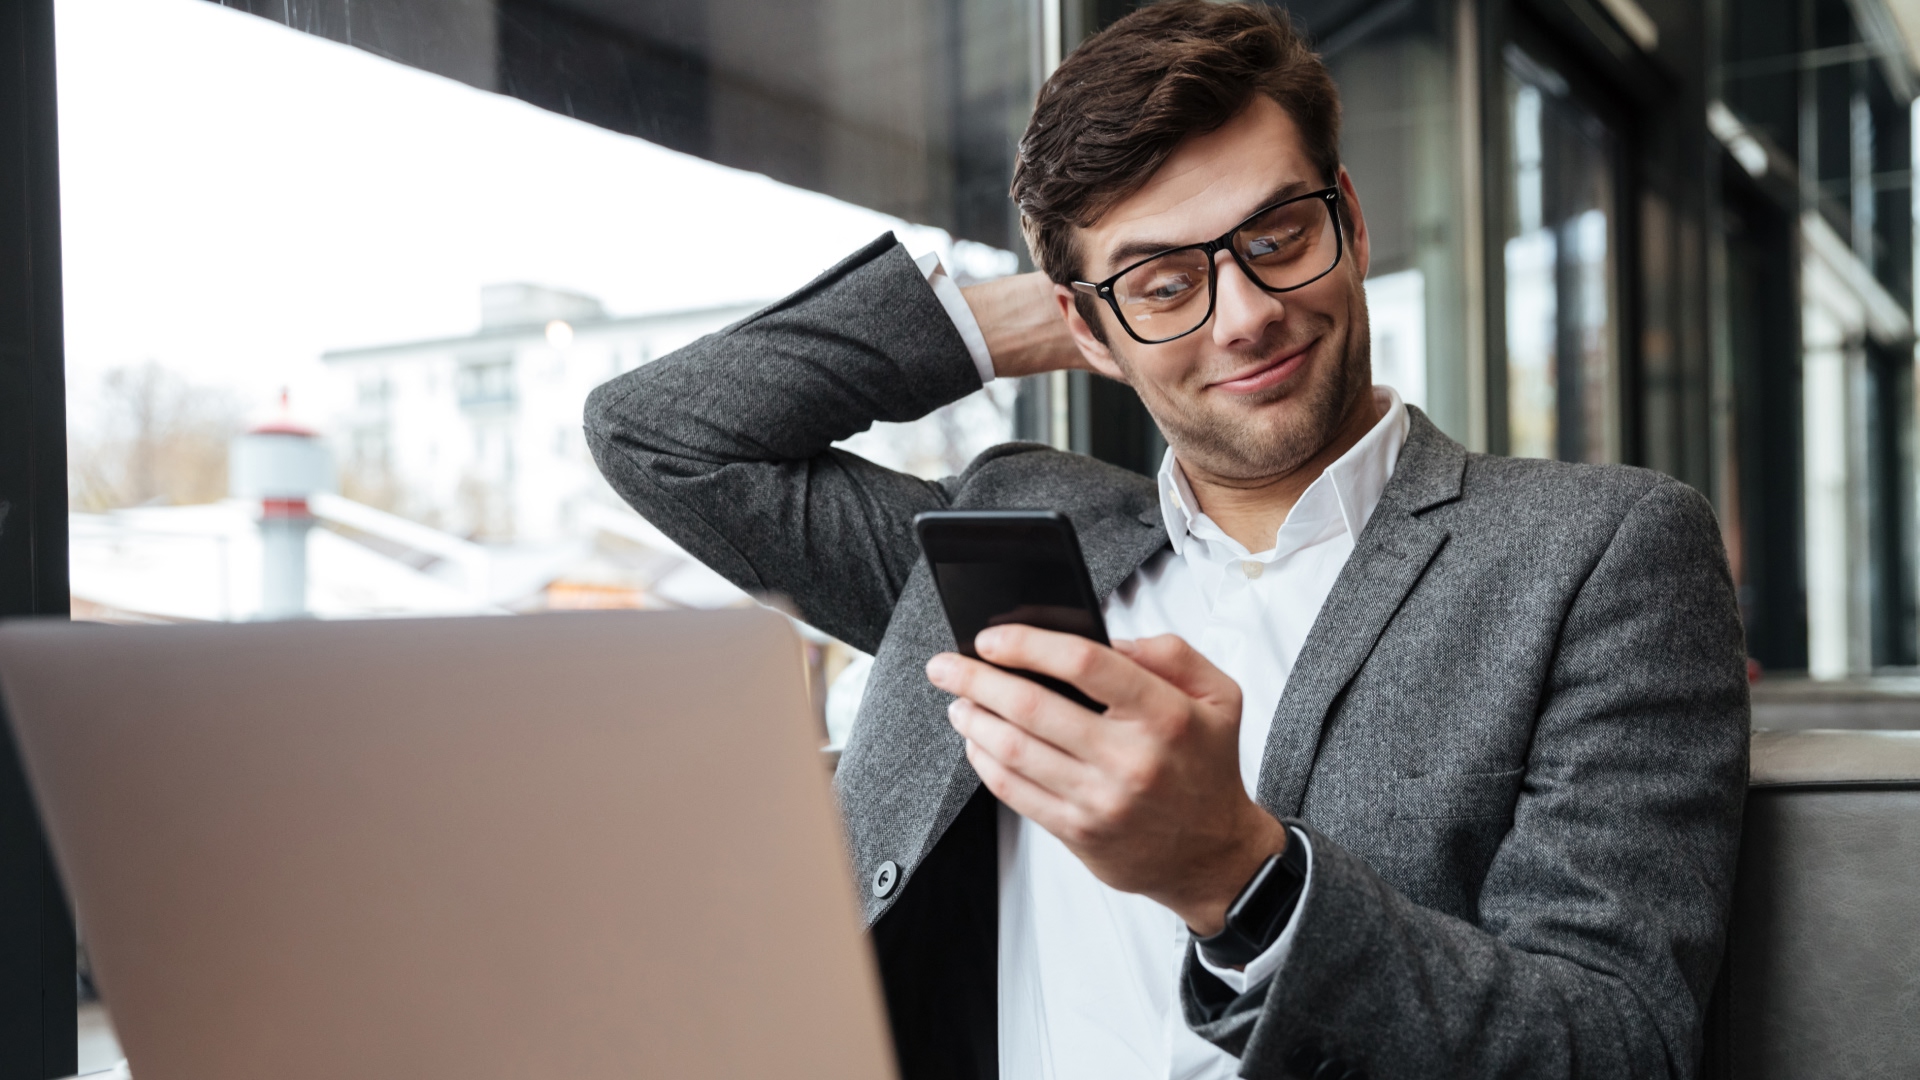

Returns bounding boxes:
[1142,272,1198,302]
[1245,226,1304,259]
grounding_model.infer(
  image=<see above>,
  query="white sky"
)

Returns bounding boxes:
[55,0,999,421]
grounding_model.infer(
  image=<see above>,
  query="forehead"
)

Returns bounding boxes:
[1079,95,1320,278]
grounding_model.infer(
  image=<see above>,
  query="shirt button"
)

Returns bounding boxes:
[1241,560,1264,579]
[871,860,899,898]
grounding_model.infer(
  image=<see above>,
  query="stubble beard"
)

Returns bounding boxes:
[1119,304,1373,483]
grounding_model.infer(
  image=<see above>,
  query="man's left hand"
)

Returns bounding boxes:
[925,626,1290,937]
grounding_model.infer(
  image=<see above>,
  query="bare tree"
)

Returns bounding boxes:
[69,362,243,511]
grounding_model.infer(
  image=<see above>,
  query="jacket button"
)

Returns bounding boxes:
[871,860,899,898]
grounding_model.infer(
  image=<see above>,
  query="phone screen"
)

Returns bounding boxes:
[914,511,1109,711]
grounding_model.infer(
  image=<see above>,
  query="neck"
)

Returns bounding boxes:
[1177,391,1384,553]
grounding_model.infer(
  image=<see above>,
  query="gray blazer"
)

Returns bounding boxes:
[584,234,1750,1080]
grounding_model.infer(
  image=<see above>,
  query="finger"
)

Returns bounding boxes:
[947,697,1089,797]
[963,737,1085,840]
[973,624,1175,718]
[1112,634,1240,712]
[927,651,1100,754]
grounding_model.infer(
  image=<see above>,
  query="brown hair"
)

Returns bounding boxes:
[1011,1,1342,288]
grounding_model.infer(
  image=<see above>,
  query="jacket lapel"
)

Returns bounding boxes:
[1084,511,1173,602]
[1254,410,1466,817]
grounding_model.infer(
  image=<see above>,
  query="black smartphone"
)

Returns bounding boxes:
[913,510,1110,712]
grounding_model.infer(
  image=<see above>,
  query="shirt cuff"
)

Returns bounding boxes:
[915,251,996,384]
[1194,827,1313,994]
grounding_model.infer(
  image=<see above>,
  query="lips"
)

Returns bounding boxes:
[1208,340,1315,395]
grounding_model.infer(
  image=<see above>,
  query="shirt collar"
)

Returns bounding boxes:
[1157,385,1410,557]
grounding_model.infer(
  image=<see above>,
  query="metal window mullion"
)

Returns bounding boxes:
[0,0,78,1076]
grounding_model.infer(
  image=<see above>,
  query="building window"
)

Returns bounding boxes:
[357,374,392,407]
[1500,43,1621,464]
[456,358,516,409]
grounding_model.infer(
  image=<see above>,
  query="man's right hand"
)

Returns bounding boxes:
[961,271,1092,378]
[927,627,1285,939]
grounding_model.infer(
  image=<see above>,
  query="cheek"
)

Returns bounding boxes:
[1279,296,1351,368]
[1112,342,1207,398]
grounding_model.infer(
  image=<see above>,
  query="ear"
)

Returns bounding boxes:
[1337,166,1371,281]
[1052,284,1129,383]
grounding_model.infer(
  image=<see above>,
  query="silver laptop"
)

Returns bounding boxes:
[0,610,895,1080]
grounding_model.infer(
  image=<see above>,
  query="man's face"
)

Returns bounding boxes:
[1056,95,1374,483]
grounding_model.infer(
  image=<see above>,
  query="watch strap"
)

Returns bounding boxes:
[1193,826,1308,970]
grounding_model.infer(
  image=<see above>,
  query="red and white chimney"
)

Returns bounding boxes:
[230,394,333,619]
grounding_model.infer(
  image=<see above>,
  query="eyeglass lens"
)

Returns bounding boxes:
[1110,196,1337,342]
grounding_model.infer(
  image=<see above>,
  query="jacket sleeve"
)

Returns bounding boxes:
[583,234,986,653]
[1183,478,1750,1080]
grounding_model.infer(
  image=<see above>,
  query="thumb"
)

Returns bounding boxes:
[1115,635,1241,714]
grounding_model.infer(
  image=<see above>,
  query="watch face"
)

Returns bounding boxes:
[1232,835,1308,944]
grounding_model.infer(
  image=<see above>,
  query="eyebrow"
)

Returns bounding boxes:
[1095,178,1323,277]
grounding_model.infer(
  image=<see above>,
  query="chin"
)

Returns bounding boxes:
[1159,412,1320,481]
[1166,366,1364,479]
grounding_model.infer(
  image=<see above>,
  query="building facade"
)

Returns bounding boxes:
[322,279,1019,551]
[323,285,760,544]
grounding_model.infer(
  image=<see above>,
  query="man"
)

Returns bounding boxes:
[585,3,1748,1078]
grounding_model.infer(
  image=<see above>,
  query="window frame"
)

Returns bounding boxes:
[0,0,80,1075]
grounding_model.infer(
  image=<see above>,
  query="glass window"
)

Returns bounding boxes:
[57,0,1036,1063]
[60,0,1028,627]
[1500,43,1621,463]
[1320,0,1471,441]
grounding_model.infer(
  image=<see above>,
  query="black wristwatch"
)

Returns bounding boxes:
[1193,827,1308,970]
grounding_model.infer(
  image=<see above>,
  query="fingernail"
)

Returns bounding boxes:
[926,653,954,683]
[976,627,1005,652]
[947,699,967,732]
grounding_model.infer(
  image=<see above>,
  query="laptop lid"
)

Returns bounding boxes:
[0,609,895,1080]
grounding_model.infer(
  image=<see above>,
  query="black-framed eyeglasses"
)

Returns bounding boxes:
[1071,187,1344,345]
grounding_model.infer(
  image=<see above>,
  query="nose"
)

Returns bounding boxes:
[1210,249,1286,349]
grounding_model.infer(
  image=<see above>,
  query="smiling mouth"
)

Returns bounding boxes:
[1208,340,1315,395]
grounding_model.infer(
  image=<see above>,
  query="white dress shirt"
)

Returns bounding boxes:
[919,254,1410,1080]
